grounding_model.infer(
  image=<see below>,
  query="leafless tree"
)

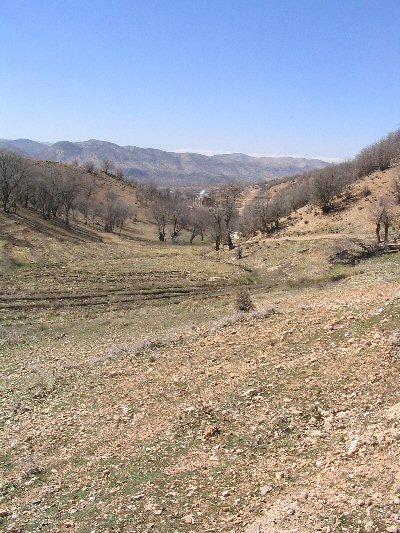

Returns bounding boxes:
[216,184,242,249]
[35,167,62,220]
[115,202,132,234]
[59,172,81,228]
[356,129,400,177]
[168,193,189,241]
[370,197,395,243]
[310,168,345,213]
[0,152,28,212]
[83,161,96,174]
[135,183,158,206]
[76,177,97,224]
[151,195,170,241]
[249,196,271,233]
[209,204,224,251]
[115,167,125,181]
[241,189,291,236]
[101,191,131,233]
[19,167,41,208]
[188,206,209,243]
[101,159,114,175]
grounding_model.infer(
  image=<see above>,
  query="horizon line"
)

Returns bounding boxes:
[1,136,344,163]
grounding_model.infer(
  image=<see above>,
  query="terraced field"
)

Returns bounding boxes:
[2,248,400,532]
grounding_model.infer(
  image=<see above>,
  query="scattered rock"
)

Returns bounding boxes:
[243,388,261,398]
[260,484,273,496]
[203,425,220,439]
[183,514,195,524]
[348,439,360,456]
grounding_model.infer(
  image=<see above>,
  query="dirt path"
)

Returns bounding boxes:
[268,232,345,242]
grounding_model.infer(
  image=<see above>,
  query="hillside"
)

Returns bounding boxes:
[0,138,328,186]
[2,158,400,531]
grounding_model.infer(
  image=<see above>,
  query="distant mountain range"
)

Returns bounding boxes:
[0,138,329,186]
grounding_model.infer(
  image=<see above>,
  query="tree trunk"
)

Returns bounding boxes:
[376,223,381,243]
[65,207,71,229]
[215,236,220,251]
[227,233,234,250]
[384,222,389,242]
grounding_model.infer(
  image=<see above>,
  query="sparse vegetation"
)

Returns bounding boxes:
[2,128,400,532]
[235,286,255,312]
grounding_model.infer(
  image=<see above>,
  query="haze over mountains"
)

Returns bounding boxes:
[0,138,328,186]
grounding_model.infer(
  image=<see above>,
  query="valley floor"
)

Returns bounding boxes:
[1,206,400,532]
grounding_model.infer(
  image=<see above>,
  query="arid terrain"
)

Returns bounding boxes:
[1,161,400,532]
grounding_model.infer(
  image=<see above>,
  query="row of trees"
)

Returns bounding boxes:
[76,158,125,180]
[147,184,242,250]
[0,152,132,233]
[2,127,400,246]
[241,128,400,239]
[129,127,400,246]
[277,128,400,215]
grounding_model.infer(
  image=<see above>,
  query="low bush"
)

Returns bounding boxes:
[235,287,254,313]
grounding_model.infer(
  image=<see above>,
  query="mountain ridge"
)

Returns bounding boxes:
[0,138,329,186]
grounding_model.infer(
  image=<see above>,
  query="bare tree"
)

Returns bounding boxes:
[19,166,41,208]
[115,167,125,181]
[151,197,169,241]
[370,197,395,243]
[188,206,209,243]
[116,203,132,234]
[248,196,271,233]
[100,191,131,233]
[241,190,290,236]
[60,174,80,228]
[76,177,97,224]
[101,159,114,175]
[209,204,224,251]
[357,129,400,177]
[36,169,61,220]
[168,193,189,241]
[83,161,96,174]
[135,182,162,207]
[0,152,28,212]
[310,169,345,213]
[216,184,242,249]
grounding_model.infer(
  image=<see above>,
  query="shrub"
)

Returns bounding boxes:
[235,287,254,313]
[362,185,372,197]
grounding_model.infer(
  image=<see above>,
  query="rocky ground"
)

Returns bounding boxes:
[1,166,400,532]
[1,250,400,532]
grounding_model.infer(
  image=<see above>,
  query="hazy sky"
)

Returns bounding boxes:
[1,0,399,160]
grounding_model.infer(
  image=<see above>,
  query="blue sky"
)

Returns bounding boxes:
[1,0,399,160]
